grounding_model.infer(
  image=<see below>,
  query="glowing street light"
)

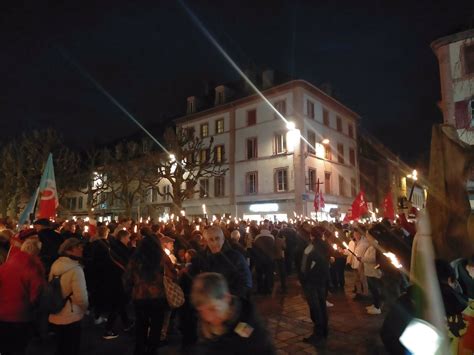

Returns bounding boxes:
[321,138,330,145]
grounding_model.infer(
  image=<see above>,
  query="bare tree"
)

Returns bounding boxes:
[145,127,228,214]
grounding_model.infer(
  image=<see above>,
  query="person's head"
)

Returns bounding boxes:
[203,226,225,254]
[191,272,232,326]
[185,249,197,263]
[160,235,175,252]
[116,229,131,246]
[132,235,163,281]
[310,226,325,243]
[20,237,42,256]
[62,221,76,233]
[0,229,14,247]
[58,238,84,258]
[33,218,50,232]
[97,225,109,239]
[435,259,456,288]
[230,230,240,242]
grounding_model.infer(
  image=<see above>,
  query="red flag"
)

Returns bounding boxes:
[382,190,395,220]
[351,190,368,220]
[314,179,325,212]
[37,154,59,219]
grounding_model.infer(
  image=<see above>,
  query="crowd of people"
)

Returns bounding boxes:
[0,213,472,354]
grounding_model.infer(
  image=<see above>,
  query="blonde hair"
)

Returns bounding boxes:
[21,238,42,256]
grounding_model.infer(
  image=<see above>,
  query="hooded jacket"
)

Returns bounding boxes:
[48,256,88,325]
[0,250,45,322]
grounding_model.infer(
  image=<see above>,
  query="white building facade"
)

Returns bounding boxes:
[169,79,360,221]
[432,29,474,145]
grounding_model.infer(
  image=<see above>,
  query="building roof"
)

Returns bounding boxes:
[431,28,474,51]
[174,79,360,125]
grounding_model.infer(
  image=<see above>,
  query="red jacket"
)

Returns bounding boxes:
[0,250,45,322]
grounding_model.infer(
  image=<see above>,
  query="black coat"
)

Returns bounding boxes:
[38,229,64,273]
[300,239,330,287]
[198,243,252,298]
[196,297,275,355]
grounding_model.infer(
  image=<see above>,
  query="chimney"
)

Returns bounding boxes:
[243,68,257,93]
[187,96,198,114]
[261,69,275,90]
[320,82,334,97]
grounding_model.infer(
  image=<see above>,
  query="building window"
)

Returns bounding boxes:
[78,196,83,210]
[200,149,210,163]
[336,116,342,132]
[247,109,257,126]
[184,127,195,140]
[325,172,331,195]
[307,100,315,119]
[308,168,316,192]
[323,109,329,126]
[199,179,209,198]
[307,131,316,155]
[464,44,474,75]
[214,176,225,197]
[246,172,258,194]
[246,137,257,159]
[337,143,344,164]
[348,123,354,138]
[187,100,195,114]
[152,187,159,202]
[71,197,77,210]
[349,148,356,166]
[214,145,224,163]
[339,175,346,196]
[325,145,332,160]
[470,100,474,127]
[163,185,171,201]
[215,119,224,134]
[200,123,209,138]
[216,91,224,105]
[351,178,357,197]
[274,133,287,154]
[274,100,287,117]
[275,168,288,192]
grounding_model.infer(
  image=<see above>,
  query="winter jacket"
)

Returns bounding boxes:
[196,297,276,355]
[452,259,474,299]
[300,239,330,287]
[48,256,88,325]
[0,250,45,322]
[201,242,252,298]
[353,236,369,269]
[361,243,382,279]
[253,230,275,264]
[38,229,64,274]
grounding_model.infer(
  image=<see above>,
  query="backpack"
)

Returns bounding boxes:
[43,268,76,315]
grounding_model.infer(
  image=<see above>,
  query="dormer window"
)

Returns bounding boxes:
[187,96,197,114]
[214,85,232,106]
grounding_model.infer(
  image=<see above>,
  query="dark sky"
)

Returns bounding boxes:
[1,1,473,163]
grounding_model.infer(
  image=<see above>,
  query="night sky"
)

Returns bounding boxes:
[1,1,473,164]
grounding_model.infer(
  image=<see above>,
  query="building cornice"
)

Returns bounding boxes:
[174,80,360,125]
[431,29,474,52]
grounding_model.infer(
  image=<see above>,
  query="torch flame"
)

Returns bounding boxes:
[383,252,403,269]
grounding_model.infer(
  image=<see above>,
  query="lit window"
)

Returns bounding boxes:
[215,177,225,197]
[275,168,288,192]
[215,119,224,134]
[215,145,224,163]
[247,109,257,126]
[307,100,315,119]
[200,123,209,138]
[246,137,257,159]
[274,133,287,154]
[200,149,210,163]
[199,179,209,198]
[325,145,332,160]
[246,172,258,194]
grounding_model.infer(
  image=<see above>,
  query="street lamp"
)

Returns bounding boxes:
[321,138,330,145]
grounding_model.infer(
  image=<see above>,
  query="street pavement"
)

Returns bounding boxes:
[27,271,388,355]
